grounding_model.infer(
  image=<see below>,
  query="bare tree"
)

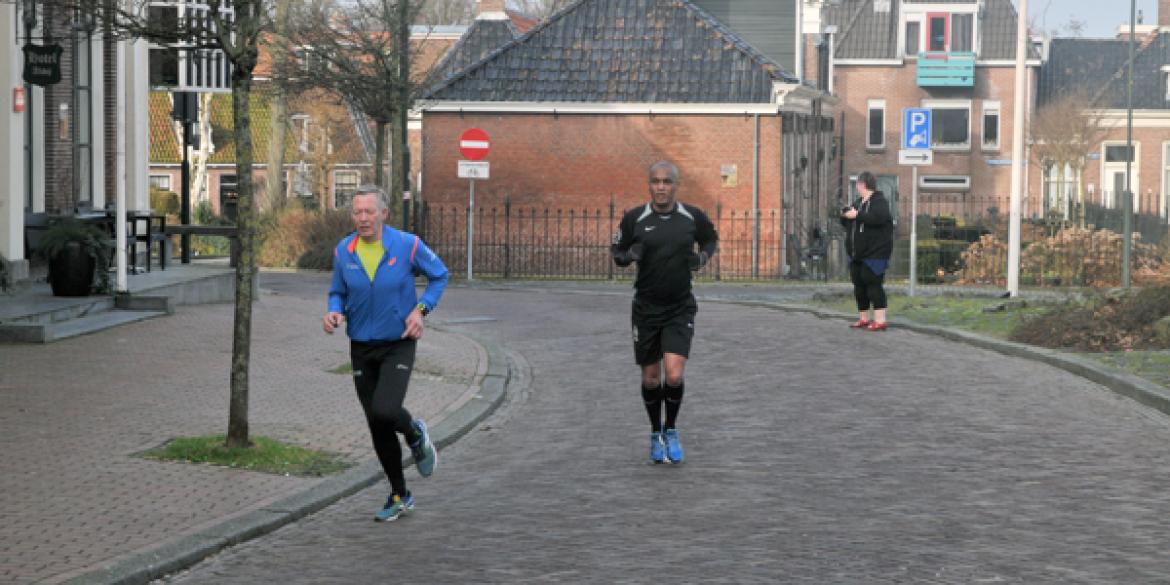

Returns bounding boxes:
[266,0,294,210]
[419,0,474,24]
[290,0,424,223]
[70,0,273,448]
[1031,91,1107,226]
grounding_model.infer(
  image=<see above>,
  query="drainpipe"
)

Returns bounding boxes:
[753,113,760,279]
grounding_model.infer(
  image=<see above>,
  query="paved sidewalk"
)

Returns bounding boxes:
[0,285,488,585]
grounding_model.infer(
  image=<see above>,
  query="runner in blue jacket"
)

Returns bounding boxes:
[324,186,449,522]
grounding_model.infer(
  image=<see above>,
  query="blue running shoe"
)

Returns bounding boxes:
[663,428,684,463]
[410,419,437,478]
[374,493,414,522]
[649,431,666,463]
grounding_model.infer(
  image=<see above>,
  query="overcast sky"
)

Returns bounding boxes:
[1020,0,1159,37]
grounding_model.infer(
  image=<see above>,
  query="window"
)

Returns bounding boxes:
[866,99,886,149]
[981,102,1000,151]
[926,103,971,149]
[928,14,948,52]
[150,175,172,191]
[1162,143,1170,218]
[1105,145,1135,162]
[951,14,973,52]
[334,171,360,208]
[1101,142,1140,208]
[905,21,920,56]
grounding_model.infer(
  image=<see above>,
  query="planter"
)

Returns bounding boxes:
[49,242,96,297]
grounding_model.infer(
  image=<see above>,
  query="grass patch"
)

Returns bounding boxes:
[811,293,1052,339]
[1082,351,1170,388]
[329,362,353,375]
[141,435,352,477]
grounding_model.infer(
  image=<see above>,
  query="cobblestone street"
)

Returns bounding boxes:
[161,284,1170,584]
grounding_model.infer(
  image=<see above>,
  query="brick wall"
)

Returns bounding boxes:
[420,112,783,216]
[1028,123,1170,218]
[834,63,1034,218]
[43,10,75,213]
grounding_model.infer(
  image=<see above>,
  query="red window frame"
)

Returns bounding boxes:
[926,12,950,54]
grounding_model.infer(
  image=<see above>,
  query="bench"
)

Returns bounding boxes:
[163,225,241,267]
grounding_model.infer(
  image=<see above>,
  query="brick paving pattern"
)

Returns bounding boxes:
[160,286,1170,584]
[0,274,481,585]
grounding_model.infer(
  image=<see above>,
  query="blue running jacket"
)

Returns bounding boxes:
[328,225,449,342]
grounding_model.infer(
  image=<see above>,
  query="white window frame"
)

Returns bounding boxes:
[333,170,360,209]
[899,5,981,57]
[866,99,886,150]
[902,16,923,58]
[1162,141,1170,218]
[149,174,172,191]
[1100,141,1140,209]
[922,99,971,151]
[981,101,1001,152]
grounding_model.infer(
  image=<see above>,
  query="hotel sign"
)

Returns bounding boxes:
[23,44,63,86]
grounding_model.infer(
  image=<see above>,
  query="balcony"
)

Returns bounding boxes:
[917,52,976,88]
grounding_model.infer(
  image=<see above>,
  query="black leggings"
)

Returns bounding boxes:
[850,261,888,311]
[351,339,419,497]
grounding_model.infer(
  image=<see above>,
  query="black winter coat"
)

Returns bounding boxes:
[841,190,894,261]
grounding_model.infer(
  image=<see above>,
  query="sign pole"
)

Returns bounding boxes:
[467,178,475,280]
[910,165,918,297]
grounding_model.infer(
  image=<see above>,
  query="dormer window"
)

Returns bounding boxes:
[916,12,976,54]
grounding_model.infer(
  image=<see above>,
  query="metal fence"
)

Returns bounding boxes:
[418,199,785,280]
[886,193,1169,286]
[415,193,1169,287]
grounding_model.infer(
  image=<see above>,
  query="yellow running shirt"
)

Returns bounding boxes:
[355,238,384,282]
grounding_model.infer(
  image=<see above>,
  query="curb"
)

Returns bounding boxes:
[718,298,1170,419]
[61,331,511,585]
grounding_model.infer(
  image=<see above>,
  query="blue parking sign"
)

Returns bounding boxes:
[903,108,931,150]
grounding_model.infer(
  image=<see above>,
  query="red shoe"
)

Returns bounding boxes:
[849,319,871,329]
[866,321,888,331]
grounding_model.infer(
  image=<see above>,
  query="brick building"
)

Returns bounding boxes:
[1034,10,1170,235]
[420,0,831,279]
[1,0,153,283]
[810,0,1041,236]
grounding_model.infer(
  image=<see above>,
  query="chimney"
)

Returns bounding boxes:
[476,0,507,19]
[1162,0,1170,28]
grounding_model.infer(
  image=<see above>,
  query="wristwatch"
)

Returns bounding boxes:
[415,303,429,317]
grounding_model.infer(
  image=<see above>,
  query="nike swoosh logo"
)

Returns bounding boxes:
[645,226,656,231]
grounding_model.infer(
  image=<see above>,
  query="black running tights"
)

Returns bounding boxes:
[351,339,420,497]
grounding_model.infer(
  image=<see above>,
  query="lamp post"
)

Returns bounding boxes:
[1007,0,1028,296]
[1122,0,1136,288]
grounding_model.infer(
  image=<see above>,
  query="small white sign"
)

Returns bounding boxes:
[458,160,490,179]
[898,149,933,166]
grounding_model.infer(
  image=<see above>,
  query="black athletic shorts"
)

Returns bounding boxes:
[631,294,697,365]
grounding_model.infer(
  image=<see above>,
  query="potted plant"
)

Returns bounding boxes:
[37,218,112,297]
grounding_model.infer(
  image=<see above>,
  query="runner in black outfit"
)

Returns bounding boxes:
[612,161,718,464]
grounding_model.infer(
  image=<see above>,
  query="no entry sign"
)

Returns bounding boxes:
[459,128,490,160]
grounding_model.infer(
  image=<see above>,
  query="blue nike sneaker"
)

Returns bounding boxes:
[374,492,414,522]
[410,419,437,478]
[649,431,666,463]
[663,428,684,463]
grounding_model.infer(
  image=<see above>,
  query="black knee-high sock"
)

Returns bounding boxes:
[642,384,664,432]
[664,381,684,430]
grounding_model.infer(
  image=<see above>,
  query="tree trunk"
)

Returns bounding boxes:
[375,119,387,195]
[265,0,291,211]
[391,115,404,226]
[227,66,256,450]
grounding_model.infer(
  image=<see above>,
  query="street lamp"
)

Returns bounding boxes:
[1122,0,1136,288]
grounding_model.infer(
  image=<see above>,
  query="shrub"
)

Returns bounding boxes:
[150,188,180,216]
[258,207,352,269]
[957,234,1008,285]
[1011,287,1170,351]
